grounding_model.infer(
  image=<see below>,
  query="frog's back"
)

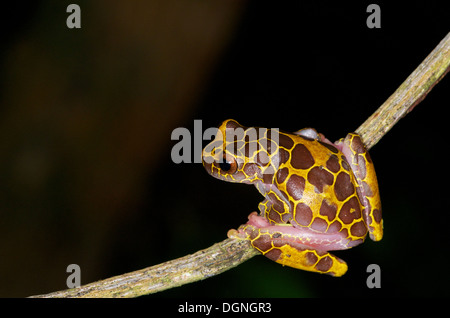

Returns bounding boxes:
[274,132,368,240]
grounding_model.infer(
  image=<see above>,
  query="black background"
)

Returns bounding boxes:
[0,1,449,297]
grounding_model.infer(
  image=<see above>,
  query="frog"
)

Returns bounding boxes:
[202,119,383,277]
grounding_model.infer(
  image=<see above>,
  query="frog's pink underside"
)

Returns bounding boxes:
[242,212,362,251]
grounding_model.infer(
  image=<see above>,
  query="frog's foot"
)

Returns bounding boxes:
[227,212,269,239]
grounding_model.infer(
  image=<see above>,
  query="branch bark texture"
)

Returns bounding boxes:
[355,32,450,149]
[31,32,450,298]
[32,237,259,298]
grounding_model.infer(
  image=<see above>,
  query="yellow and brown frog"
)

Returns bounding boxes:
[202,119,383,277]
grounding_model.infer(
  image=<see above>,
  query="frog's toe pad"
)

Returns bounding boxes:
[227,224,255,239]
[245,212,270,228]
[228,212,269,239]
[227,228,246,239]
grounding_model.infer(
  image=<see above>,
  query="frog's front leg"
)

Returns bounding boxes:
[228,213,348,277]
[257,193,290,224]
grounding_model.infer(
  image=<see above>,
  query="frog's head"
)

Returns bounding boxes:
[202,119,280,186]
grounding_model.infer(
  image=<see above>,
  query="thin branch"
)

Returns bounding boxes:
[32,238,259,298]
[356,32,450,149]
[31,32,450,298]
[33,239,259,298]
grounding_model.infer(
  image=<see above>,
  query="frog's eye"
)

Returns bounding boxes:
[219,154,238,174]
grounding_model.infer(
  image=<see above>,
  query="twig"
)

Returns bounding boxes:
[32,238,259,298]
[31,32,450,298]
[356,32,450,149]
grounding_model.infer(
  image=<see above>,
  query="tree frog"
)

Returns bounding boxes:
[202,119,383,277]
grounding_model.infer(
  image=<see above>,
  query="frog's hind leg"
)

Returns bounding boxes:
[228,212,347,277]
[254,233,348,277]
[228,214,348,277]
[336,133,383,241]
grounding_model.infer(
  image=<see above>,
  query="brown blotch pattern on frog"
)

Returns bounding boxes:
[202,119,383,276]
